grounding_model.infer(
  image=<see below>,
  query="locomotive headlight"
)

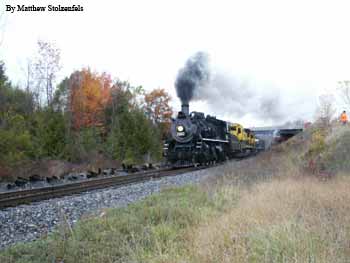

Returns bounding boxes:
[177,125,184,132]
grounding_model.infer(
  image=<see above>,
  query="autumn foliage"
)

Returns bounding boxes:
[0,59,174,172]
[69,69,111,130]
[144,88,173,137]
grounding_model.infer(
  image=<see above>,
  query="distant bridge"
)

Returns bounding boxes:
[250,125,303,150]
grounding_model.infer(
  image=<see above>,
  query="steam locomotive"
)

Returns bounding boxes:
[163,103,257,166]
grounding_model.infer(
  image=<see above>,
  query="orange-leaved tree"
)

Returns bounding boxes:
[144,88,173,138]
[68,68,111,131]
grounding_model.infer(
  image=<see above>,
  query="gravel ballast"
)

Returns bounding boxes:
[0,168,213,250]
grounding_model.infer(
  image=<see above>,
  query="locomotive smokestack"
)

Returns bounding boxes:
[182,103,189,116]
[175,52,210,106]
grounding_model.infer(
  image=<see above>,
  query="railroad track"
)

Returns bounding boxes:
[0,166,202,209]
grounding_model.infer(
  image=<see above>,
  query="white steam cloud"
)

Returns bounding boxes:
[193,69,285,121]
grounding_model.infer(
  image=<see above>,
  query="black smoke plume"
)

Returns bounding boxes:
[175,52,297,123]
[175,52,210,104]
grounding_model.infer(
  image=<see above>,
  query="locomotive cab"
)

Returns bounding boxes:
[229,123,245,141]
[190,111,205,120]
[244,128,256,146]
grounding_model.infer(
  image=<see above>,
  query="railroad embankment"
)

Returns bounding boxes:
[1,124,350,262]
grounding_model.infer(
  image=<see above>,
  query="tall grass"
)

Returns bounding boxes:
[191,176,350,263]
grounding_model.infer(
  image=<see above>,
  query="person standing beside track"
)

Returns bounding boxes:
[340,110,348,125]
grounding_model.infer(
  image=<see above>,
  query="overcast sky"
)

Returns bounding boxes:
[1,0,350,126]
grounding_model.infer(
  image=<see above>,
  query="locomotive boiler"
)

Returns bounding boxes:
[163,104,257,166]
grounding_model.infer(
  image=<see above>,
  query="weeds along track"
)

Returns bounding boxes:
[0,167,203,209]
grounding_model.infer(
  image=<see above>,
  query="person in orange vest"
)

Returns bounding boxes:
[340,110,348,125]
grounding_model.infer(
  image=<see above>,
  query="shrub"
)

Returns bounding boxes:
[30,109,67,159]
[0,112,33,166]
[308,129,326,157]
[322,130,350,173]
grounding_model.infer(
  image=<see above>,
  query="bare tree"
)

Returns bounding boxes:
[24,59,34,93]
[33,40,61,107]
[337,81,350,110]
[315,94,336,127]
[19,59,36,112]
[20,58,35,94]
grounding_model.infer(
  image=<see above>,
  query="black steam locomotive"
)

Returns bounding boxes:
[163,104,257,166]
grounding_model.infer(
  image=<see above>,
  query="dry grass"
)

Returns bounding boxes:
[189,176,350,263]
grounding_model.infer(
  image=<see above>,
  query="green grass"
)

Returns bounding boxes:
[0,186,223,263]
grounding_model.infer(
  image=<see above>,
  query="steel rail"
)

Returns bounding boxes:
[0,167,201,209]
[0,168,173,200]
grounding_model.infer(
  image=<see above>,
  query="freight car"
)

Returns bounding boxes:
[163,104,257,166]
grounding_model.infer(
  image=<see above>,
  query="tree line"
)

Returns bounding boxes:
[0,41,172,175]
